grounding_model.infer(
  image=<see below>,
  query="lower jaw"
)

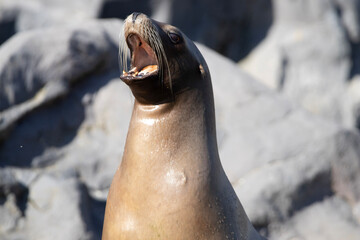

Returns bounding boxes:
[124,77,175,105]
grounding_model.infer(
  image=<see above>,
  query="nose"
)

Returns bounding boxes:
[132,12,142,23]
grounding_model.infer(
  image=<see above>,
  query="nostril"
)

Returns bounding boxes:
[139,42,142,47]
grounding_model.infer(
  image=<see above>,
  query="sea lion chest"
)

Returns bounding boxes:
[102,95,233,239]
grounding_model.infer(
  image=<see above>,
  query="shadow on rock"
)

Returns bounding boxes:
[169,0,273,61]
[0,70,118,168]
[98,0,152,20]
[0,19,122,167]
[0,18,15,46]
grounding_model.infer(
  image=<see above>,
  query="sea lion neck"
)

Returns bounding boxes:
[126,85,220,169]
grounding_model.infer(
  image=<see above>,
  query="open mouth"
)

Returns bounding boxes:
[120,33,159,82]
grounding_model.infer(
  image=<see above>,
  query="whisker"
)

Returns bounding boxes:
[118,25,130,74]
[148,23,173,97]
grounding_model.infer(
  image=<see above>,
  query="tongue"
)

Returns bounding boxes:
[139,65,158,75]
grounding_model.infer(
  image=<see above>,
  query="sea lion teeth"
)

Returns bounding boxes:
[138,65,158,75]
[129,70,138,76]
[128,67,137,74]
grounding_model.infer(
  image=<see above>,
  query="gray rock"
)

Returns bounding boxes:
[97,0,273,61]
[0,0,272,62]
[0,168,28,197]
[0,0,101,34]
[332,130,360,205]
[24,173,95,240]
[200,44,337,181]
[0,168,39,237]
[46,75,132,200]
[354,202,360,223]
[0,194,22,234]
[344,76,360,128]
[334,0,360,43]
[0,60,129,239]
[269,197,360,240]
[164,0,273,61]
[233,138,334,228]
[200,44,360,234]
[0,3,17,45]
[240,0,356,125]
[98,0,152,20]
[0,19,122,141]
[0,69,130,238]
[0,173,25,235]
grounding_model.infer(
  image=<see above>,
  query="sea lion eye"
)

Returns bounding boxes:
[168,32,181,44]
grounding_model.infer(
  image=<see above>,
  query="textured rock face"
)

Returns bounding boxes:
[0,0,101,31]
[0,20,121,154]
[0,0,272,62]
[165,0,273,61]
[240,0,360,128]
[201,46,360,238]
[269,197,360,240]
[1,2,360,240]
[25,174,94,240]
[0,19,124,240]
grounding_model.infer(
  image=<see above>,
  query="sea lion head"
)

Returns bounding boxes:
[120,12,210,105]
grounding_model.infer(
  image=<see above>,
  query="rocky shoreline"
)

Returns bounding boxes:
[1,1,360,239]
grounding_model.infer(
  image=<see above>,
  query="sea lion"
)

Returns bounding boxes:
[102,12,265,240]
